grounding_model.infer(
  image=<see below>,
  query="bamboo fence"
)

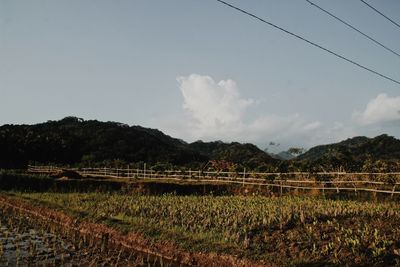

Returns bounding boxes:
[26,165,400,195]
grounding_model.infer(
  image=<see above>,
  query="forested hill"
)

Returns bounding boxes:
[2,117,399,171]
[0,117,276,169]
[294,134,400,171]
[0,117,207,168]
[189,141,278,170]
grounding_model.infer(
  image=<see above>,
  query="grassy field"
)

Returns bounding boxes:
[7,191,400,266]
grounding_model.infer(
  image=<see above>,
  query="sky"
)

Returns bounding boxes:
[1,0,400,152]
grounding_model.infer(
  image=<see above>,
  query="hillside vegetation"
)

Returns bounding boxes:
[189,141,278,170]
[0,117,206,168]
[1,117,400,172]
[294,135,400,172]
[0,117,276,170]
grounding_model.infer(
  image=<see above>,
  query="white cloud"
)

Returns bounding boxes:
[354,93,400,125]
[155,76,400,150]
[177,74,253,130]
[176,74,322,147]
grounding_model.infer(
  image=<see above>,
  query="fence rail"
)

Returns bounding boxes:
[27,165,400,195]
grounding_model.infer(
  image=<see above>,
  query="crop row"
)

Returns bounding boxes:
[0,205,174,266]
[16,192,400,265]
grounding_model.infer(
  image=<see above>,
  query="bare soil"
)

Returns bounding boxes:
[0,195,268,267]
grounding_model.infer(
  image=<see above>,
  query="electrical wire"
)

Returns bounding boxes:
[360,0,400,30]
[306,0,400,58]
[215,0,400,85]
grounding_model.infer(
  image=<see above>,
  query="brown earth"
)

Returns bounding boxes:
[52,169,83,180]
[0,194,270,267]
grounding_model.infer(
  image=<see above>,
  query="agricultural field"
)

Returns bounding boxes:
[0,203,176,267]
[2,191,400,266]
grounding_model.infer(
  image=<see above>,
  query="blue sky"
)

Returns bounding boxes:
[1,0,400,151]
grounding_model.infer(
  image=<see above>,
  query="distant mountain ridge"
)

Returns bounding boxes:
[1,117,399,171]
[297,135,400,161]
[0,117,205,168]
[189,141,278,170]
[0,117,276,169]
[295,134,400,171]
[267,150,296,160]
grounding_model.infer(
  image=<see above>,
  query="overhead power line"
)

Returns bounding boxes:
[306,0,400,58]
[215,0,400,86]
[360,0,400,30]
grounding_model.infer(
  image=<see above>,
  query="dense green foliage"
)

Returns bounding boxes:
[294,134,400,171]
[15,192,400,265]
[0,117,276,170]
[2,117,400,172]
[189,141,278,170]
[0,117,205,168]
